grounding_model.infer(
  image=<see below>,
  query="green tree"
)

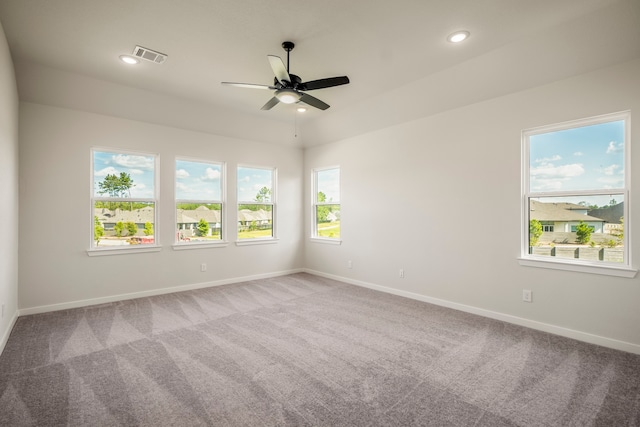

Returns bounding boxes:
[125,221,138,236]
[255,187,271,203]
[118,172,135,210]
[529,219,543,246]
[114,221,125,237]
[98,174,121,197]
[316,191,331,223]
[575,221,592,244]
[94,216,104,245]
[144,222,154,236]
[611,217,624,244]
[97,172,135,210]
[197,218,209,237]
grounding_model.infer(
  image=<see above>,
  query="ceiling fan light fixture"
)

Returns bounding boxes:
[447,30,470,43]
[275,89,301,104]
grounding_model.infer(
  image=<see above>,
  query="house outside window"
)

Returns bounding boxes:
[175,159,225,245]
[313,167,340,240]
[237,166,275,240]
[91,149,158,250]
[522,111,630,272]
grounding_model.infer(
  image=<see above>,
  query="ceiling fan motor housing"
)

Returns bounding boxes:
[274,74,301,88]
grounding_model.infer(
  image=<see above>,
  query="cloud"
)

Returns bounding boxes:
[201,168,220,181]
[597,176,624,188]
[529,163,584,192]
[573,151,584,156]
[176,169,190,179]
[129,169,144,175]
[534,155,561,164]
[606,141,623,154]
[530,178,563,191]
[112,154,154,170]
[176,182,190,192]
[530,163,584,178]
[95,166,119,177]
[239,176,250,183]
[602,164,621,176]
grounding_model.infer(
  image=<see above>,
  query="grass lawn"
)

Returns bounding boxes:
[238,228,273,239]
[317,221,340,238]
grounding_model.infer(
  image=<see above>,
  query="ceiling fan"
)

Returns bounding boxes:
[221,41,350,111]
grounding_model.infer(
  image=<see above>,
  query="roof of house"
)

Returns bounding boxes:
[529,201,606,222]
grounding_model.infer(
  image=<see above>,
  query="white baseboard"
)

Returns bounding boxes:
[305,269,640,355]
[0,310,19,356]
[19,268,305,316]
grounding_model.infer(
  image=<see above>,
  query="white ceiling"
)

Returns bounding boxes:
[1,0,639,146]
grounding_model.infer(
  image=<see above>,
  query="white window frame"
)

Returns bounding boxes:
[173,157,228,250]
[519,111,635,277]
[236,165,277,245]
[88,147,160,256]
[311,166,341,244]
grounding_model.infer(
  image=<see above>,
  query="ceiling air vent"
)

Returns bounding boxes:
[132,46,167,64]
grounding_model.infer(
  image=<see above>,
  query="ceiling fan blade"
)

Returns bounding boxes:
[221,82,276,90]
[300,76,350,91]
[300,93,330,110]
[261,97,280,110]
[267,55,291,86]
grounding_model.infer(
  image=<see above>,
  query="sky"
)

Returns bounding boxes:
[176,159,222,201]
[237,166,273,202]
[93,150,155,198]
[317,168,340,203]
[529,119,624,207]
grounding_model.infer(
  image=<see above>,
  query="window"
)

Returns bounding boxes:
[175,159,225,245]
[237,166,275,240]
[313,167,340,240]
[541,222,554,232]
[91,149,158,251]
[522,111,631,273]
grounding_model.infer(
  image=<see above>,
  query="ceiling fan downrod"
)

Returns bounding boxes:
[282,41,294,72]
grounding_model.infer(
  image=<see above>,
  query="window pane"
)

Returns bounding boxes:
[528,195,624,263]
[316,204,340,238]
[238,167,272,202]
[94,202,155,246]
[238,204,273,239]
[529,120,624,193]
[93,150,155,198]
[316,168,340,203]
[176,160,222,201]
[176,203,222,242]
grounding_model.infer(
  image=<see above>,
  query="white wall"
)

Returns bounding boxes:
[0,21,19,352]
[18,103,304,311]
[304,58,640,352]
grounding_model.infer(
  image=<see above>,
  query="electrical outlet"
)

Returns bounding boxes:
[348,260,353,269]
[399,269,404,278]
[522,290,532,303]
[201,263,207,272]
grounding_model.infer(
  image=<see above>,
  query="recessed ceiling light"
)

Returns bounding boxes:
[297,106,307,113]
[119,55,139,65]
[447,31,470,43]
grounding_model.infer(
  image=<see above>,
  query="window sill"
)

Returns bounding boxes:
[87,246,162,257]
[518,256,637,278]
[310,237,342,245]
[172,241,229,251]
[235,238,279,246]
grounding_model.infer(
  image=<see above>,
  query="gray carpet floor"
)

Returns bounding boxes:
[0,273,639,426]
